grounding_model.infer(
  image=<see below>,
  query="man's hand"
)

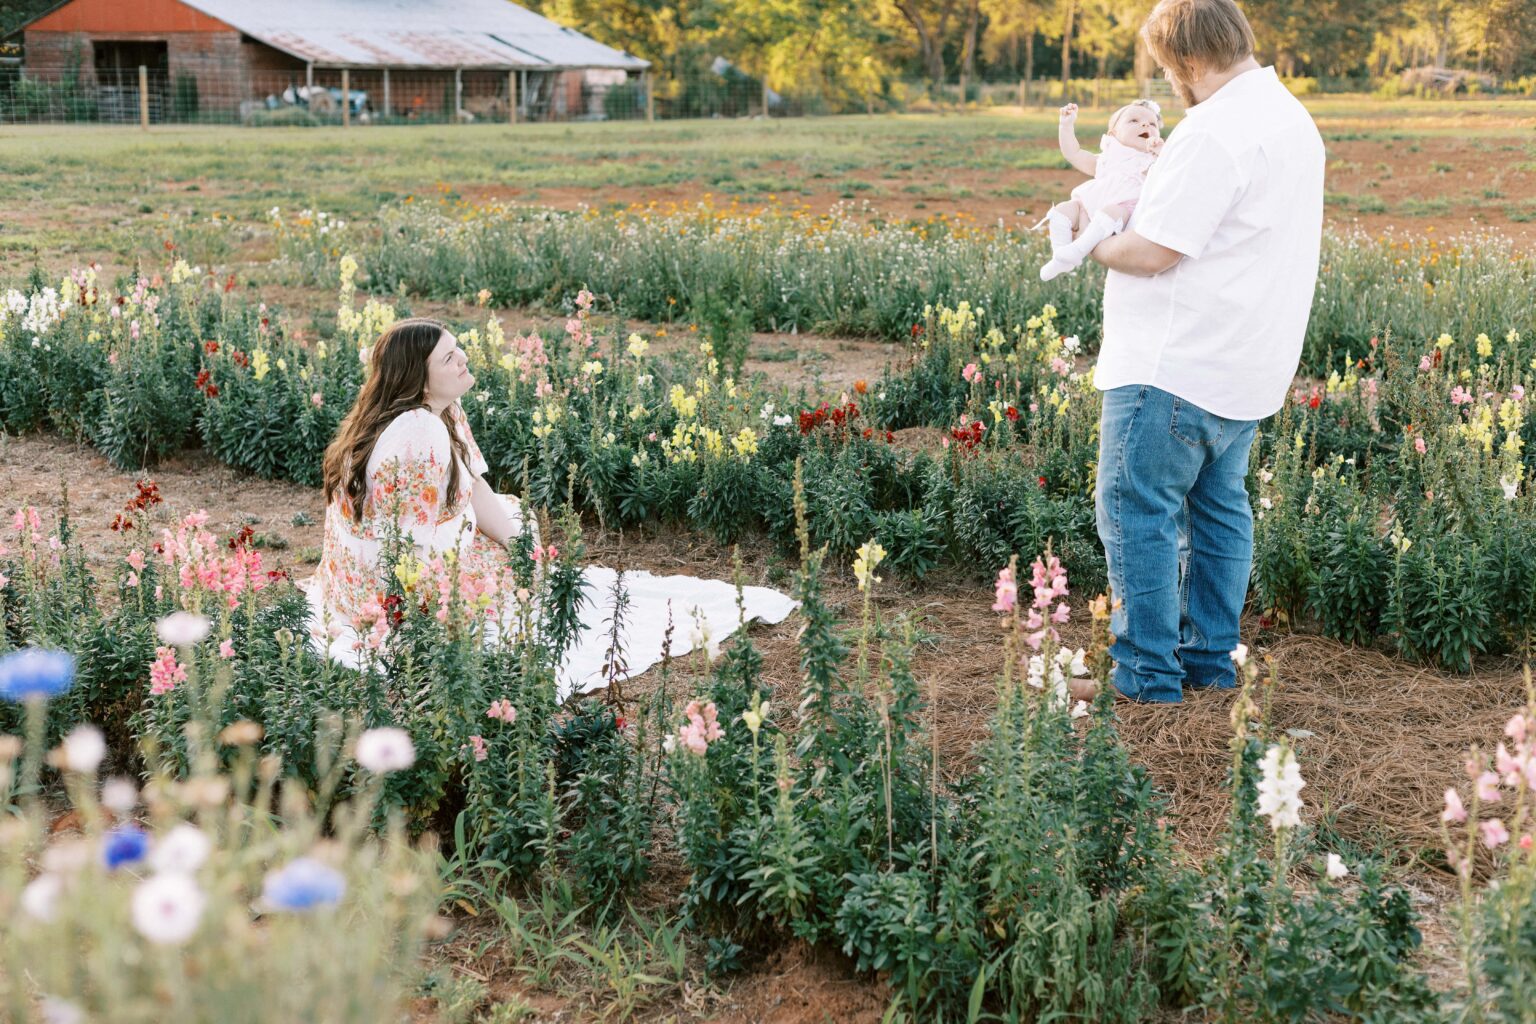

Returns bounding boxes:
[1104,201,1137,226]
[1058,102,1078,126]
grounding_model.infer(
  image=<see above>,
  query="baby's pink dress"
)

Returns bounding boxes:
[1069,135,1157,214]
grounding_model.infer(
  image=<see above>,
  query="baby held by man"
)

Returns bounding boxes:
[1037,98,1164,281]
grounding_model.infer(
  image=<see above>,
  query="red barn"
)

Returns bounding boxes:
[13,0,648,122]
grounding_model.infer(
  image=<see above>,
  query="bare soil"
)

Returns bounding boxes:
[460,130,1536,247]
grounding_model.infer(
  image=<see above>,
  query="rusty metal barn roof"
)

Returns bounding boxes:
[181,0,649,70]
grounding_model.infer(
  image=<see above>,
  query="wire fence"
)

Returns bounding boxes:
[0,54,1184,128]
[3,56,1529,128]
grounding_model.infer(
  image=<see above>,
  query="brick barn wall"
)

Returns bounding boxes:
[20,31,94,82]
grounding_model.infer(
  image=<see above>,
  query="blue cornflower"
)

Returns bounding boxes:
[262,857,346,911]
[102,825,151,871]
[0,648,76,703]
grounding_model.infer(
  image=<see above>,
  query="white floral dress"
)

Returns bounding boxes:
[301,402,798,699]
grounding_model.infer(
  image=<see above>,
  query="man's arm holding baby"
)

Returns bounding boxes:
[1089,225,1183,277]
[1057,104,1098,177]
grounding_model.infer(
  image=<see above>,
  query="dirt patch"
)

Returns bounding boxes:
[457,128,1536,248]
[1,432,326,576]
[246,279,901,396]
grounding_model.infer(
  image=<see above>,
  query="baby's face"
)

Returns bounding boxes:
[1111,108,1161,152]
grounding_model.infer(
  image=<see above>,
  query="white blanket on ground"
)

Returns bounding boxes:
[298,566,799,701]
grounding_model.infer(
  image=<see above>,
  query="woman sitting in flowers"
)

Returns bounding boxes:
[309,317,530,660]
[305,316,797,697]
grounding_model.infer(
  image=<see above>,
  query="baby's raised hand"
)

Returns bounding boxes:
[1058,103,1078,125]
[1147,135,1164,155]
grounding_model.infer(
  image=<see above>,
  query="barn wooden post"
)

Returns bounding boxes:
[341,68,350,127]
[644,70,654,122]
[138,64,149,129]
[305,63,313,89]
[508,70,518,124]
[454,68,463,121]
[382,68,391,118]
[761,75,769,117]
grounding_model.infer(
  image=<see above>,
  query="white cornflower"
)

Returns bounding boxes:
[355,727,416,773]
[1325,853,1349,879]
[131,873,206,945]
[59,725,105,774]
[156,611,210,647]
[1256,744,1306,831]
[21,873,63,921]
[1230,643,1250,667]
[149,824,211,875]
[101,777,139,814]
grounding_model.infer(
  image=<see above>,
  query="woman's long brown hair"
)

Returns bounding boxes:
[322,317,470,524]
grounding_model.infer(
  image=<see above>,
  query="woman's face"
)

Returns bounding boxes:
[423,330,474,408]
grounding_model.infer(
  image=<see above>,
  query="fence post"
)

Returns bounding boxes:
[508,70,517,124]
[762,76,769,117]
[306,63,313,89]
[382,68,391,118]
[138,65,149,129]
[1018,77,1027,108]
[341,68,350,127]
[644,70,654,122]
[454,68,463,121]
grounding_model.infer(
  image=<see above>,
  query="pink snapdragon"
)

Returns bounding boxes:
[1414,436,1427,454]
[486,699,517,724]
[1021,554,1070,651]
[218,639,235,659]
[961,363,981,384]
[678,700,724,755]
[467,735,488,762]
[992,566,1017,613]
[1442,787,1467,823]
[1450,385,1473,406]
[149,646,187,695]
[1476,771,1502,803]
[1481,818,1510,849]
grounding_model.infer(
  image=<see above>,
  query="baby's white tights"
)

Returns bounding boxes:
[1040,210,1124,282]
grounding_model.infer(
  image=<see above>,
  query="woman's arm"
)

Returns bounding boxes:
[470,472,516,548]
[1057,103,1098,177]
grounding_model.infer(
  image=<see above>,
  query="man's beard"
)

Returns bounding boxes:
[1168,73,1197,106]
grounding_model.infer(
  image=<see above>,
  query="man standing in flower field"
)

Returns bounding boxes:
[1084,0,1324,702]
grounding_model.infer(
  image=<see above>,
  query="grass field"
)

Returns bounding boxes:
[2,95,1532,270]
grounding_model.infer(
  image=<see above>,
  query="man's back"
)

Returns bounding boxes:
[1096,66,1326,422]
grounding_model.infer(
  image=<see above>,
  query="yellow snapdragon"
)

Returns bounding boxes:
[852,539,887,592]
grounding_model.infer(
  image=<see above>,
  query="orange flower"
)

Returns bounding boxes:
[853,379,868,395]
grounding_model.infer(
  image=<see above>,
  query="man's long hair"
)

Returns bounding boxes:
[1142,0,1255,86]
[321,317,468,524]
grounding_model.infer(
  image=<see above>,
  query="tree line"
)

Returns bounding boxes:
[532,0,1536,102]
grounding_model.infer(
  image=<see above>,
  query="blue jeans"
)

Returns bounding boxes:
[1095,385,1258,703]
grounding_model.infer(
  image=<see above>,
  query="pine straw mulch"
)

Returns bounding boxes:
[584,522,1531,868]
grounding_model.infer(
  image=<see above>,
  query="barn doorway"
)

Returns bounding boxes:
[93,40,169,122]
